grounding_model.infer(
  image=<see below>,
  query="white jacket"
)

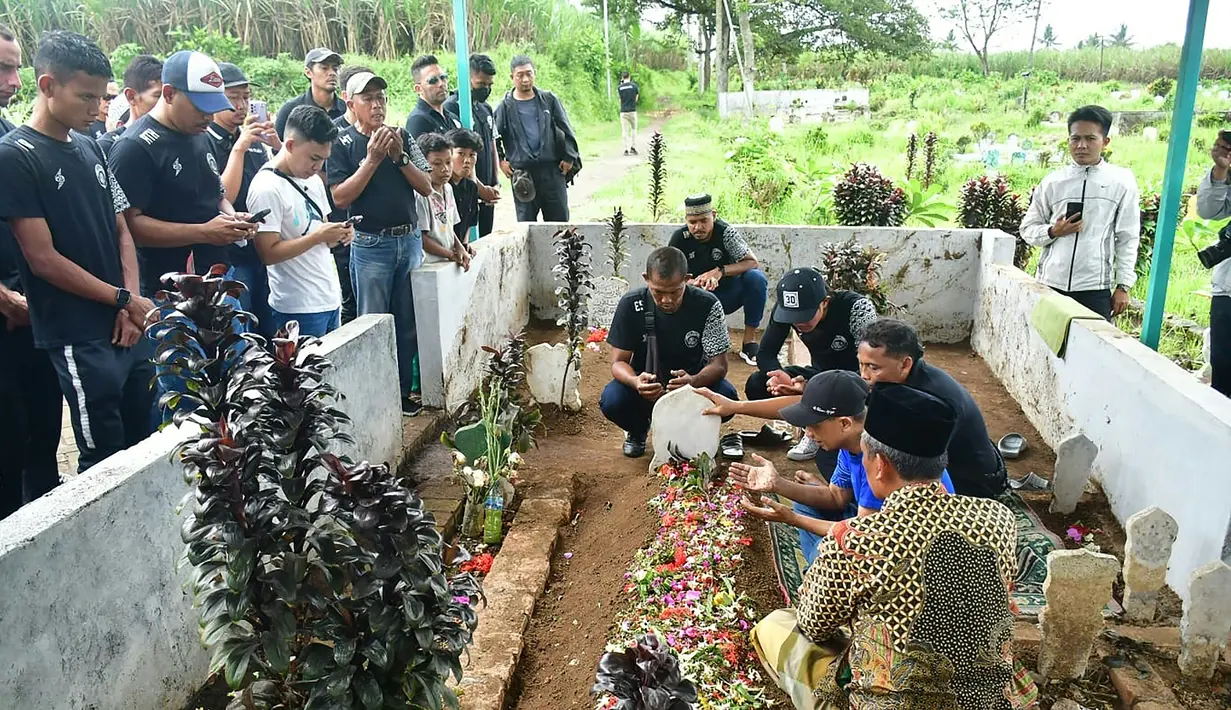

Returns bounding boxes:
[1195,170,1231,297]
[1020,161,1141,293]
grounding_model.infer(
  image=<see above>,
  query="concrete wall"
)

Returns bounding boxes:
[718,88,870,118]
[0,315,405,710]
[412,227,531,412]
[972,264,1231,600]
[527,224,988,343]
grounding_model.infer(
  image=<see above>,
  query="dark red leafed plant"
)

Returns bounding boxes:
[832,163,907,227]
[592,634,698,710]
[957,175,1030,269]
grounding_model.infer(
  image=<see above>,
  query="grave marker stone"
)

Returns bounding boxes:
[1038,548,1120,680]
[1122,506,1178,622]
[526,343,581,411]
[1049,433,1098,514]
[1142,126,1159,142]
[1178,561,1231,680]
[587,276,627,329]
[648,386,720,471]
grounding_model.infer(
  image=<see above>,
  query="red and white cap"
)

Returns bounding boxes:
[161,50,234,115]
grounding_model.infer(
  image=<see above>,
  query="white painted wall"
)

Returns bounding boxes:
[717,88,870,118]
[0,315,405,710]
[973,264,1231,600]
[527,223,989,344]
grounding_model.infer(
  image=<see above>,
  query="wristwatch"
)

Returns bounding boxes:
[115,287,132,308]
[719,264,727,278]
[393,151,410,167]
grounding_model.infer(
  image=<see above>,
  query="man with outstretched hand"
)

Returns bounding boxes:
[0,31,156,475]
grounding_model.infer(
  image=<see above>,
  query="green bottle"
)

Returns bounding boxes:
[483,484,504,544]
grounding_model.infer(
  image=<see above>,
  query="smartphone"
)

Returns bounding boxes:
[251,100,268,124]
[344,215,364,227]
[246,208,272,224]
[1065,202,1083,221]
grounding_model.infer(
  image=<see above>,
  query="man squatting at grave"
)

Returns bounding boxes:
[749,381,1037,710]
[600,246,740,459]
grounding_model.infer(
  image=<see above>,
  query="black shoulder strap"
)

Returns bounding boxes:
[267,167,327,222]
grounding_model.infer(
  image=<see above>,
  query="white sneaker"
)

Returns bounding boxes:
[787,434,820,461]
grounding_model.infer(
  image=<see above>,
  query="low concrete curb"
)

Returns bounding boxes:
[455,472,579,710]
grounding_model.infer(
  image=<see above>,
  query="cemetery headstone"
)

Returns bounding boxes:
[1178,561,1231,680]
[1122,507,1179,622]
[985,149,1001,168]
[1049,432,1098,514]
[1220,90,1230,101]
[1131,89,1142,99]
[1142,126,1159,142]
[1050,111,1062,123]
[587,275,628,329]
[1038,548,1121,680]
[648,386,721,471]
[526,342,581,411]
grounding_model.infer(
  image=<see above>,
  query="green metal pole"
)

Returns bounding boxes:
[1141,0,1209,349]
[453,0,480,242]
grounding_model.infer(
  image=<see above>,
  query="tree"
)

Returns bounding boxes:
[1040,24,1058,49]
[942,29,960,51]
[940,0,1034,76]
[1078,33,1102,50]
[1110,23,1133,48]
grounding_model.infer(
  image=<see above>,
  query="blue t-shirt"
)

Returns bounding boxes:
[830,450,955,511]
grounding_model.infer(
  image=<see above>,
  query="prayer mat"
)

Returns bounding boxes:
[766,491,1063,618]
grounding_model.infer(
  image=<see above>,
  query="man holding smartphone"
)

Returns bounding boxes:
[1194,129,1231,398]
[1021,104,1141,320]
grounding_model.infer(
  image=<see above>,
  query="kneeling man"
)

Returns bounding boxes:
[601,246,738,458]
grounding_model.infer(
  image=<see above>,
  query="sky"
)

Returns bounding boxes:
[921,0,1231,51]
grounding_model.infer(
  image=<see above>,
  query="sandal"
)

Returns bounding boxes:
[720,433,745,460]
[739,424,792,447]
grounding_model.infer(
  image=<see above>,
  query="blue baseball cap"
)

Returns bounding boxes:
[161,51,234,115]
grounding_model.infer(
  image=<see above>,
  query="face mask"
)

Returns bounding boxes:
[472,86,491,103]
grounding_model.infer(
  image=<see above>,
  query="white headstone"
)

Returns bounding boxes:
[1142,126,1159,142]
[1050,111,1062,123]
[1038,549,1121,680]
[1221,90,1231,101]
[1122,507,1179,622]
[587,275,628,329]
[1131,89,1142,99]
[1006,133,1020,149]
[1179,561,1231,680]
[768,115,786,134]
[1049,433,1099,514]
[906,120,918,135]
[1154,95,1166,105]
[648,386,721,471]
[525,342,581,411]
[1110,91,1123,100]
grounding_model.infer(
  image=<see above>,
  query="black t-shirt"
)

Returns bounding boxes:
[617,81,639,114]
[756,290,878,374]
[333,114,351,130]
[0,127,127,348]
[443,94,498,187]
[404,98,461,139]
[452,177,479,241]
[326,125,422,232]
[906,359,1006,498]
[0,116,20,296]
[275,90,346,139]
[204,123,269,212]
[607,285,730,377]
[87,120,107,140]
[668,219,752,277]
[96,125,126,156]
[109,114,225,296]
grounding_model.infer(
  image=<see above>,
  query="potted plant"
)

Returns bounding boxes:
[527,227,591,410]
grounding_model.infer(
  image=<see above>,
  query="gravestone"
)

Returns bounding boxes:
[1142,126,1159,142]
[525,342,581,411]
[648,386,721,471]
[1038,548,1120,680]
[1122,507,1179,622]
[587,275,628,329]
[1178,561,1231,680]
[1049,433,1099,514]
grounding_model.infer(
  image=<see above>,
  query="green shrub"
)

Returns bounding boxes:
[832,164,906,227]
[804,126,828,153]
[1147,76,1174,98]
[957,175,1030,267]
[971,122,991,140]
[1198,111,1228,128]
[1027,108,1047,128]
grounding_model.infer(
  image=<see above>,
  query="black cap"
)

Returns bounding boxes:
[780,371,870,428]
[863,383,956,458]
[218,62,251,89]
[773,268,829,324]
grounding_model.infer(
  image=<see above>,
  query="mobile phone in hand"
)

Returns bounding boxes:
[251,100,268,124]
[1065,202,1083,221]
[246,208,272,224]
[344,215,364,227]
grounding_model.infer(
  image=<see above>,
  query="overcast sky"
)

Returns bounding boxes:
[921,0,1231,51]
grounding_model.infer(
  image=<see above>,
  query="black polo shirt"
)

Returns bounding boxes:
[109,114,225,296]
[0,127,127,348]
[607,285,730,378]
[905,359,1006,498]
[451,177,479,241]
[0,116,21,310]
[757,290,878,374]
[96,125,126,156]
[404,99,461,139]
[443,94,498,187]
[204,123,269,212]
[275,90,346,139]
[618,81,639,113]
[333,114,351,130]
[326,125,420,232]
[668,219,752,277]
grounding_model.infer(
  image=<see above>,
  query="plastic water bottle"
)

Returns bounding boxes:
[483,485,504,544]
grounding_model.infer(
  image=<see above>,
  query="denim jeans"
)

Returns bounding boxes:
[230,248,273,338]
[714,268,769,327]
[351,231,422,398]
[599,378,739,438]
[793,499,856,567]
[269,308,341,338]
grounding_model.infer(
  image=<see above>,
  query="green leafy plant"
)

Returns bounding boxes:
[553,227,593,407]
[832,163,906,227]
[1147,76,1174,98]
[647,131,667,221]
[818,241,891,314]
[155,268,480,709]
[922,131,939,188]
[905,133,918,182]
[957,175,1030,269]
[901,180,953,227]
[605,207,629,278]
[592,634,698,710]
[804,125,828,153]
[971,122,992,141]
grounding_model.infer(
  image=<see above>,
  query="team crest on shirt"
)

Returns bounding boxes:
[172,157,183,176]
[783,290,799,308]
[831,335,849,351]
[206,153,219,174]
[54,169,65,190]
[94,163,107,189]
[711,248,723,262]
[684,331,700,348]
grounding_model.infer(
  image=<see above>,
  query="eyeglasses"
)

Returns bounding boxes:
[103,94,117,101]
[425,73,449,86]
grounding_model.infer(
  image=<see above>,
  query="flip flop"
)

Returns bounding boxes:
[720,433,745,460]
[738,424,792,446]
[998,433,1027,460]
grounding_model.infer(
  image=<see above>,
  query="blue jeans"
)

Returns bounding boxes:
[714,268,768,327]
[269,308,341,338]
[793,499,857,567]
[599,377,739,438]
[231,249,273,338]
[351,231,422,397]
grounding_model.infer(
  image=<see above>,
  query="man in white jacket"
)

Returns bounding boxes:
[1021,105,1141,320]
[1195,130,1231,398]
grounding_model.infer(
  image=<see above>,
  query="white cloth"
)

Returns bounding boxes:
[246,167,342,313]
[1195,169,1231,297]
[415,183,461,265]
[1020,160,1141,292]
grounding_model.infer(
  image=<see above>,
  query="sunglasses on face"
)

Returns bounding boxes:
[103,94,117,101]
[425,73,449,86]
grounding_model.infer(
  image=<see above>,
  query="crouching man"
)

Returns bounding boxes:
[601,246,739,458]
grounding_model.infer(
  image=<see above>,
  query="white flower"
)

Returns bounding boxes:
[508,452,524,467]
[461,466,489,489]
[453,450,467,466]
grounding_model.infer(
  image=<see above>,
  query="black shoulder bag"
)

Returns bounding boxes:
[644,304,667,386]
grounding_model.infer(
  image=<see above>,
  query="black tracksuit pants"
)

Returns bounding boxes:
[0,324,63,518]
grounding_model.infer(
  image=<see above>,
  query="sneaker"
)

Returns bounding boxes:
[623,149,630,156]
[622,431,647,458]
[739,342,760,366]
[787,433,819,461]
[402,396,423,417]
[630,147,638,155]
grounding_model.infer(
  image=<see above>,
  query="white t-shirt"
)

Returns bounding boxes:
[415,183,461,265]
[246,167,342,314]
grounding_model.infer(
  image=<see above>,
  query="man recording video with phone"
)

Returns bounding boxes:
[1021,105,1141,320]
[1195,129,1231,398]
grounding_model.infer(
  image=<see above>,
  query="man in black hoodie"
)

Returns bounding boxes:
[494,54,580,223]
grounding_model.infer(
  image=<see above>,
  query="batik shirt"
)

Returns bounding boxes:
[796,483,1038,710]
